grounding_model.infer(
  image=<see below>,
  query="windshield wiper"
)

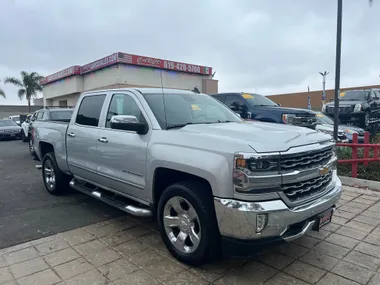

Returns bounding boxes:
[166,122,194,130]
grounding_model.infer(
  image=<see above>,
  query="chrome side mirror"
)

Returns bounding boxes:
[110,115,139,124]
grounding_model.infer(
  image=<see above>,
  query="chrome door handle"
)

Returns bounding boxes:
[98,137,109,143]
[67,132,76,137]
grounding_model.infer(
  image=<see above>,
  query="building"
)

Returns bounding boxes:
[0,105,43,119]
[40,52,218,107]
[269,84,380,111]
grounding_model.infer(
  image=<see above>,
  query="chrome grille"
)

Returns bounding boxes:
[282,171,333,202]
[280,147,333,172]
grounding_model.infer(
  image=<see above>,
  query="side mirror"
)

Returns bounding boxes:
[277,103,281,107]
[235,112,241,118]
[229,101,240,112]
[110,115,148,134]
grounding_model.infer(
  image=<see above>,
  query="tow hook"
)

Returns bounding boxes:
[35,164,42,170]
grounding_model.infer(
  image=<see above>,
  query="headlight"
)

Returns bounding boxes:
[353,104,362,112]
[282,114,296,124]
[322,104,327,112]
[233,152,281,193]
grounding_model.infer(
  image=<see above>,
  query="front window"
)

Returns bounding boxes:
[0,120,19,127]
[143,92,243,129]
[241,93,278,107]
[340,91,368,101]
[316,112,334,125]
[50,110,73,121]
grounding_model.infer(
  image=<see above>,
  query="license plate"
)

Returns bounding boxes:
[316,209,333,231]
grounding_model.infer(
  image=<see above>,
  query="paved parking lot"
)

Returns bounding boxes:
[2,140,380,284]
[0,140,122,249]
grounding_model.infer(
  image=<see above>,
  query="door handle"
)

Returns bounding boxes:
[98,137,109,143]
[67,132,76,137]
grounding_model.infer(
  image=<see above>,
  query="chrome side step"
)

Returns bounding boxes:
[35,165,42,170]
[69,179,152,217]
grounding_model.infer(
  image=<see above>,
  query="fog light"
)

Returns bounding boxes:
[256,214,268,233]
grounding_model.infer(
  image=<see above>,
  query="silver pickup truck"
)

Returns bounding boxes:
[34,88,341,265]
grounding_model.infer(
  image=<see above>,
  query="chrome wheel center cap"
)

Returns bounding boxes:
[178,214,191,232]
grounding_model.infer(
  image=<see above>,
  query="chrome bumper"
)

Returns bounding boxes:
[213,177,342,241]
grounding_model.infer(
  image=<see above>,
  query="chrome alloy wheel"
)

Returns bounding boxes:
[44,160,56,190]
[163,196,201,254]
[29,139,34,153]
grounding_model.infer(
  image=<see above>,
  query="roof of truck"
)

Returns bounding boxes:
[81,87,201,96]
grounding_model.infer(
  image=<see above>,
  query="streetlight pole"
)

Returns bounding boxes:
[319,71,329,106]
[333,0,343,141]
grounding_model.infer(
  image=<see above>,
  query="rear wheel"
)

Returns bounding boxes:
[157,180,220,266]
[363,111,370,129]
[42,152,70,195]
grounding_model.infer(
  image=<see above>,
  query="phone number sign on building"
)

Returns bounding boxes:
[41,52,213,85]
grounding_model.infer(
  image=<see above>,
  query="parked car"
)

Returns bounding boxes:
[20,114,32,142]
[28,107,73,159]
[0,119,22,140]
[34,88,341,265]
[322,89,380,129]
[8,115,21,125]
[210,92,317,129]
[314,111,365,143]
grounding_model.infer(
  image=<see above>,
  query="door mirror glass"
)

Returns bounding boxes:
[229,101,240,111]
[110,115,148,134]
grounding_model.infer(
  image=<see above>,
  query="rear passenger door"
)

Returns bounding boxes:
[66,94,106,183]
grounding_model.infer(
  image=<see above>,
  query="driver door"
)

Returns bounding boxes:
[96,92,151,202]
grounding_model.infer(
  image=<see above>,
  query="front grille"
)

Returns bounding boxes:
[282,171,333,202]
[280,147,334,172]
[326,106,353,113]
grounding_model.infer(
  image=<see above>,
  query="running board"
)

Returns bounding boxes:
[69,179,152,217]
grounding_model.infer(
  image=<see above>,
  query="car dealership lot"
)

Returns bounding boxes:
[2,140,380,284]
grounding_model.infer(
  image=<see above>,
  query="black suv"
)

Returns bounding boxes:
[210,92,317,129]
[322,89,380,128]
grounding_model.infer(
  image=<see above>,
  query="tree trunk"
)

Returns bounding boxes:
[28,97,31,113]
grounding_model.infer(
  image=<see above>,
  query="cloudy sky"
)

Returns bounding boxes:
[0,0,379,105]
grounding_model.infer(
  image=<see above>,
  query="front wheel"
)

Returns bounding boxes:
[363,111,370,129]
[42,152,70,195]
[157,180,220,266]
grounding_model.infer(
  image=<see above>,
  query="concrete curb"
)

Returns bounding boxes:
[340,176,380,192]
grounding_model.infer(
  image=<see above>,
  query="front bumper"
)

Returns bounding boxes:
[213,177,342,252]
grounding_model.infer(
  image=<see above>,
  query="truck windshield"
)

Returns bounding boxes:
[143,93,243,129]
[50,110,73,121]
[242,93,278,107]
[340,91,368,101]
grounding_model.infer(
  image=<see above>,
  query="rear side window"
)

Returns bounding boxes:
[75,95,106,126]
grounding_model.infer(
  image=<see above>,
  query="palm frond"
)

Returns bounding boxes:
[17,89,26,100]
[4,77,23,87]
[0,88,5,98]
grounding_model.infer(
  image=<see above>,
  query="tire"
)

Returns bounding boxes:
[363,111,370,129]
[42,152,70,195]
[157,180,220,266]
[21,131,28,142]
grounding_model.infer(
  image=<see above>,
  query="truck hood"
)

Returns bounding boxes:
[176,121,332,153]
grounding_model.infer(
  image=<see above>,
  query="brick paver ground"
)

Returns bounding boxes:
[2,185,380,284]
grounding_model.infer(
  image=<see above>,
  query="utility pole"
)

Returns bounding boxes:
[319,71,329,106]
[333,0,343,141]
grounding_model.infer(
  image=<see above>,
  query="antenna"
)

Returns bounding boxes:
[160,71,168,129]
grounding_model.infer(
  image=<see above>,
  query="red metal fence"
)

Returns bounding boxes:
[336,132,380,178]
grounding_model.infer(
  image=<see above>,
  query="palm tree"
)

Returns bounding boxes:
[0,80,5,98]
[4,71,44,112]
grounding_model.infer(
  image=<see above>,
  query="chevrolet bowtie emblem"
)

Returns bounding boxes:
[319,167,329,176]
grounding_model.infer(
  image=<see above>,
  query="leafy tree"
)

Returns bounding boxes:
[4,71,44,112]
[0,80,5,98]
